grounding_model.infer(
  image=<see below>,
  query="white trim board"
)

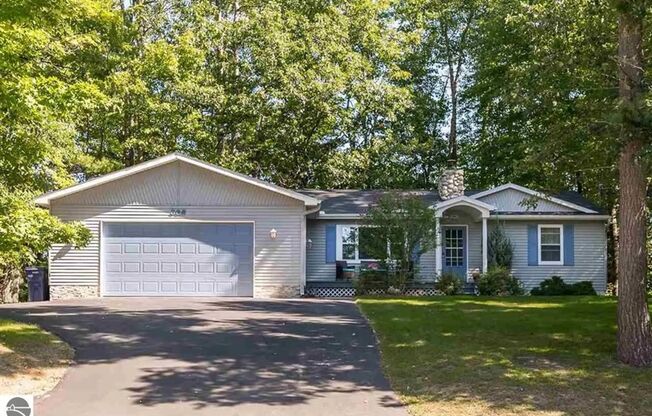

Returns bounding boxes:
[35,153,321,207]
[470,183,597,214]
[435,196,495,218]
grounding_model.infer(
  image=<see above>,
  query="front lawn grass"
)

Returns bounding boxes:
[0,319,73,396]
[358,296,652,416]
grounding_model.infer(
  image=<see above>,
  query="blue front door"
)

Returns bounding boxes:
[442,226,466,279]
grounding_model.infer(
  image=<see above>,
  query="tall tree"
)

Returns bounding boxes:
[395,0,482,171]
[615,0,652,367]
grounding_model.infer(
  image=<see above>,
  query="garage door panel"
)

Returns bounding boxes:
[103,223,253,296]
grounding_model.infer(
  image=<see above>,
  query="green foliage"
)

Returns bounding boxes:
[530,276,597,296]
[0,0,119,191]
[435,272,463,295]
[363,192,438,283]
[487,223,513,269]
[463,0,619,209]
[355,269,390,295]
[477,266,524,296]
[0,188,91,268]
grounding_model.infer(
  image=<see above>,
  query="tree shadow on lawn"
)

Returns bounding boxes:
[360,296,652,415]
[0,299,399,409]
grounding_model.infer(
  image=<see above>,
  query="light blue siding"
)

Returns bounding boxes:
[495,220,607,293]
[307,220,337,281]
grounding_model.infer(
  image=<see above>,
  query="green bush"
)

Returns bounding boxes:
[477,266,524,296]
[488,224,513,269]
[355,269,389,295]
[530,276,596,296]
[435,272,463,295]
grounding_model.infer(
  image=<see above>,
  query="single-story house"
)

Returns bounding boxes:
[35,153,609,299]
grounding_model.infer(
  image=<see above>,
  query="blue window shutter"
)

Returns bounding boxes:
[564,224,575,266]
[527,225,538,266]
[325,224,336,264]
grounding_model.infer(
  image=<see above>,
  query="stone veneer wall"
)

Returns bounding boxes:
[438,169,465,200]
[255,285,301,298]
[50,286,99,300]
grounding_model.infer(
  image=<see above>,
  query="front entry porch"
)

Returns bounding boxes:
[435,196,494,282]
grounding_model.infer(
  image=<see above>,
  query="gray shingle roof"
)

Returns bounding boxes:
[297,188,605,215]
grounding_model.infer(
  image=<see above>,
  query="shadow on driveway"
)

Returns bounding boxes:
[0,298,405,416]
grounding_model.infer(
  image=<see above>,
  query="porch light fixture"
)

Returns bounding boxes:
[269,228,278,240]
[307,238,313,249]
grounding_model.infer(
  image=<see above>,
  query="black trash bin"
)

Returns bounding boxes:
[25,267,48,302]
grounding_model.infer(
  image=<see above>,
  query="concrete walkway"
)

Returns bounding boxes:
[0,298,406,416]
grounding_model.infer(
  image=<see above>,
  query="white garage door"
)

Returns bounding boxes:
[102,223,254,296]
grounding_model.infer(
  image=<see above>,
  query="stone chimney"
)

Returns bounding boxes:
[438,169,465,200]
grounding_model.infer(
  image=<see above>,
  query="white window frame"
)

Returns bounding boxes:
[335,224,380,263]
[538,224,564,265]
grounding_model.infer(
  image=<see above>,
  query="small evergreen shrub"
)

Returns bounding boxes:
[477,266,524,296]
[488,224,513,269]
[435,273,463,295]
[355,269,389,295]
[530,276,597,296]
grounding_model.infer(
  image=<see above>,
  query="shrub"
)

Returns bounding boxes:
[435,273,463,295]
[477,266,524,296]
[488,224,513,269]
[355,269,389,295]
[530,276,596,296]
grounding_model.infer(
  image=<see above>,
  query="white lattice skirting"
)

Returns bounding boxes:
[305,285,442,298]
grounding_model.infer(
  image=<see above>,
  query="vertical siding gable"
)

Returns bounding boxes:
[54,161,302,207]
[478,188,575,212]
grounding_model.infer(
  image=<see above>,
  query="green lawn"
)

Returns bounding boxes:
[0,319,73,396]
[357,296,652,416]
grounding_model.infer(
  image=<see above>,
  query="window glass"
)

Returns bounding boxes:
[444,228,464,267]
[341,226,357,260]
[540,226,561,263]
[358,227,375,260]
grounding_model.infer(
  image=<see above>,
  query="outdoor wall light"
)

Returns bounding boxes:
[307,238,313,249]
[270,228,278,240]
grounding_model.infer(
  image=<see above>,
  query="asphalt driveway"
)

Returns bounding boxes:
[0,298,405,416]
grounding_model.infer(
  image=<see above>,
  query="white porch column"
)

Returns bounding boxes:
[482,216,488,273]
[435,218,443,276]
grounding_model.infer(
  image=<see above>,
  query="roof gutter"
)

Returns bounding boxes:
[491,214,610,220]
[315,212,364,219]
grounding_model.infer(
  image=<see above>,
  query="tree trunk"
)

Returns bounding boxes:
[448,78,458,167]
[616,0,652,367]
